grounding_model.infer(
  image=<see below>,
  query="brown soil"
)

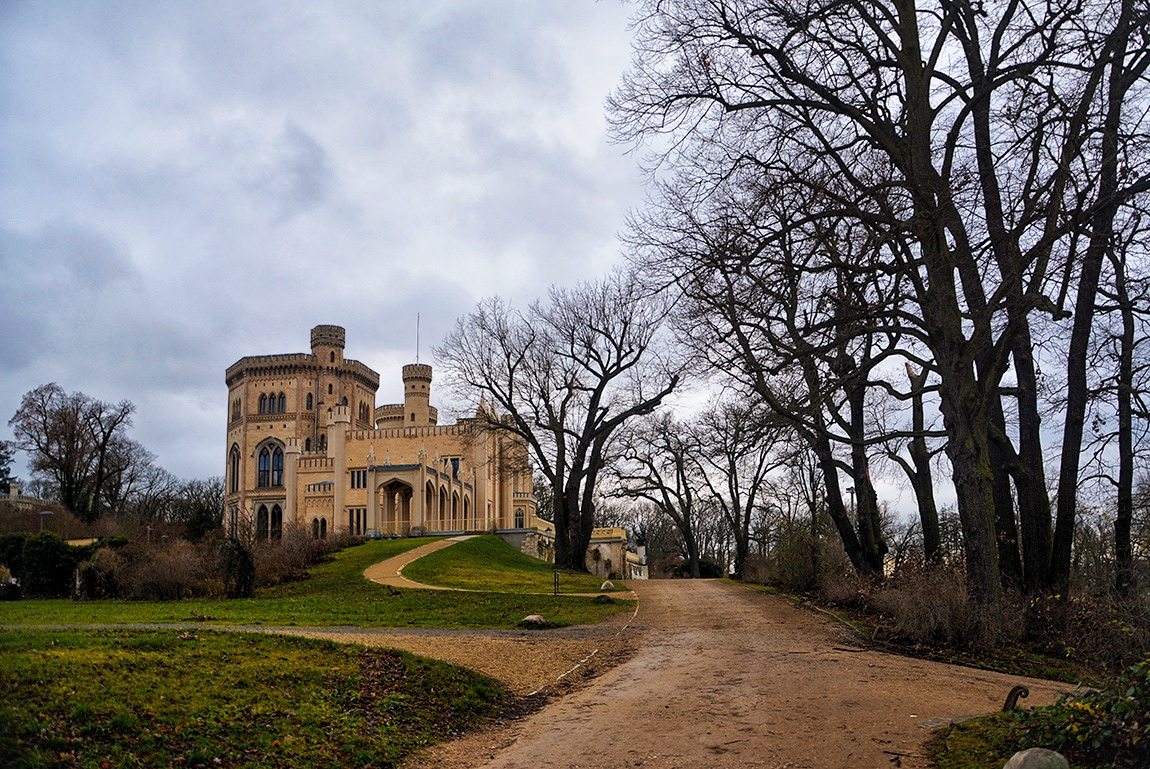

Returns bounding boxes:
[398,579,1070,769]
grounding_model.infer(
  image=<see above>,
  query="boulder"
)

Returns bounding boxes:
[600,580,615,592]
[1002,748,1069,769]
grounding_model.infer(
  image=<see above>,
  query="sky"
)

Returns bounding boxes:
[0,1,646,483]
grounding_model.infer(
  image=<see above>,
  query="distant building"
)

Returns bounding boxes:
[1,483,44,514]
[224,325,538,542]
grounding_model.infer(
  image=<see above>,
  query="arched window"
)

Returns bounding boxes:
[257,505,270,540]
[318,434,327,453]
[271,446,284,486]
[305,437,312,452]
[320,518,327,539]
[328,384,333,395]
[306,393,313,410]
[312,518,320,539]
[330,351,335,363]
[278,392,286,413]
[259,393,268,414]
[271,505,283,540]
[228,445,240,493]
[258,448,271,487]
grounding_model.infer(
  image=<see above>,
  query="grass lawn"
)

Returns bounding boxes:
[0,537,632,630]
[0,628,510,769]
[403,535,624,594]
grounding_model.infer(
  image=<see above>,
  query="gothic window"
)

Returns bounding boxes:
[515,508,525,528]
[328,384,333,395]
[312,518,320,539]
[320,518,327,539]
[258,448,271,487]
[259,393,268,414]
[228,445,240,493]
[330,351,335,363]
[318,434,327,452]
[278,392,286,413]
[341,396,348,407]
[271,446,284,486]
[306,393,313,410]
[305,438,311,452]
[257,505,270,540]
[271,505,283,540]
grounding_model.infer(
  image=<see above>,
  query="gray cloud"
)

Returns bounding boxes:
[0,1,643,481]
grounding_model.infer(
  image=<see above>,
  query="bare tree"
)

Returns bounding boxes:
[9,383,135,522]
[613,412,705,577]
[611,0,1150,603]
[99,438,177,520]
[694,398,788,578]
[437,271,680,571]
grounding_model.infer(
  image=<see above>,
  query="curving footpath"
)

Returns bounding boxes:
[363,536,469,590]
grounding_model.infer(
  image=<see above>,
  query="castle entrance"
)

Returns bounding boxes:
[376,480,413,536]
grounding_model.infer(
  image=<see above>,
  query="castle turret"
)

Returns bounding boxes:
[403,364,433,426]
[311,325,345,367]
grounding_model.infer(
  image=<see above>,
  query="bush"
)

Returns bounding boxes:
[0,532,26,574]
[671,556,725,578]
[1025,590,1150,673]
[74,547,122,599]
[867,564,1016,649]
[21,532,83,597]
[253,523,336,587]
[123,547,202,600]
[217,537,255,598]
[1010,658,1150,768]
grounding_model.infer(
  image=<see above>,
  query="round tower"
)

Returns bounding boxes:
[311,325,345,366]
[402,363,433,426]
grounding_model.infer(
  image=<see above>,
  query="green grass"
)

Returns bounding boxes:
[926,713,1022,769]
[404,535,624,594]
[0,628,510,769]
[0,538,632,629]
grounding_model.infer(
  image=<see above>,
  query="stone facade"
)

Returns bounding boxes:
[224,325,538,541]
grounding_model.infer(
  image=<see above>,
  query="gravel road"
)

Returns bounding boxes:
[408,579,1071,769]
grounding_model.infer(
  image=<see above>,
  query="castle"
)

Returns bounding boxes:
[223,325,538,542]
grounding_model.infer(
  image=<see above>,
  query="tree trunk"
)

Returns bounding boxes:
[986,399,1023,590]
[905,364,941,562]
[1112,250,1135,593]
[848,376,886,574]
[811,433,872,575]
[1010,325,1053,594]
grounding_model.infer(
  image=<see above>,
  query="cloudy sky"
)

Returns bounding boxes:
[1,1,646,482]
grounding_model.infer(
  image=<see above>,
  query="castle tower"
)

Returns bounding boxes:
[311,325,345,366]
[402,364,433,426]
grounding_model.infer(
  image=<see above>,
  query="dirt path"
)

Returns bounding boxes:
[411,579,1070,769]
